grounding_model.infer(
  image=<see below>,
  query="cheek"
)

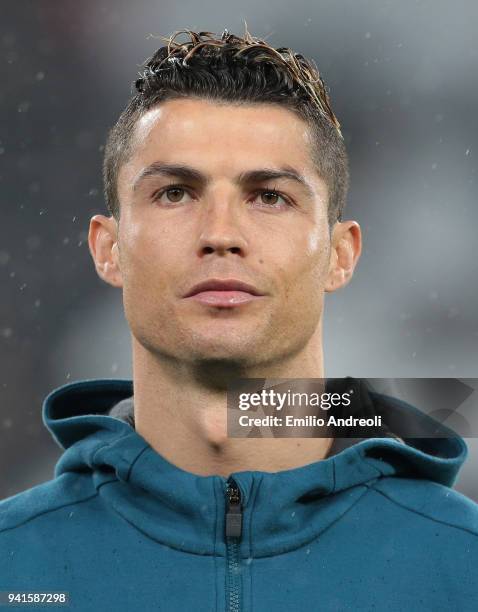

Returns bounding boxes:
[119,237,166,311]
[305,226,331,281]
[119,230,176,330]
[306,225,322,256]
[120,218,177,279]
[278,225,330,288]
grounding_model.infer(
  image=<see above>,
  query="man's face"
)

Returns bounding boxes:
[113,98,335,367]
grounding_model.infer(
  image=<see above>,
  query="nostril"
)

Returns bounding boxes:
[201,245,242,255]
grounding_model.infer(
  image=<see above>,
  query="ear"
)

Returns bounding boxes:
[88,214,123,288]
[324,220,362,293]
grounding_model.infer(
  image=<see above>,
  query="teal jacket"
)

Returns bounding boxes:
[1,378,477,611]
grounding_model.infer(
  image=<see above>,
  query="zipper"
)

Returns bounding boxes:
[225,476,243,612]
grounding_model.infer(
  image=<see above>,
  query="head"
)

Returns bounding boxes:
[88,29,361,371]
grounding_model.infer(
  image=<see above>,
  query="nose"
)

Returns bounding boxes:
[196,197,248,258]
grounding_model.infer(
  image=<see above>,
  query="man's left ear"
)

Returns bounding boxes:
[324,220,362,292]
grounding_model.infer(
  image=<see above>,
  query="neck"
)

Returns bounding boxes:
[133,331,332,477]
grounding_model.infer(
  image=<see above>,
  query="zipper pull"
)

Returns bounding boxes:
[225,477,242,539]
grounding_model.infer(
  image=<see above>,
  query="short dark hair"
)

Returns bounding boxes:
[103,29,349,226]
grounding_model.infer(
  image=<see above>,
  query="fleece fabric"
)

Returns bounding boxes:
[0,378,477,612]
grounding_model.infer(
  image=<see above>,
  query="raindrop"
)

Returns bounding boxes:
[18,101,31,113]
[78,230,87,247]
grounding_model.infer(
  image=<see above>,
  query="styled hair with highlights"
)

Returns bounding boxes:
[103,29,349,226]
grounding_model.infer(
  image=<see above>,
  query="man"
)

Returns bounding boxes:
[1,29,477,611]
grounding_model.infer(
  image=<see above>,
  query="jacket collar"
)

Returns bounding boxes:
[42,378,467,556]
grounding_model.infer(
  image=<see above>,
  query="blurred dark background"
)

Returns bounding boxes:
[1,0,477,500]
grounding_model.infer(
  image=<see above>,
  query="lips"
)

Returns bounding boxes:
[182,278,266,308]
[183,278,264,298]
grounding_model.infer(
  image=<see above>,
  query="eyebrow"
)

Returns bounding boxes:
[131,162,315,198]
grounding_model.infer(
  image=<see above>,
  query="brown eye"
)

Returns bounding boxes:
[251,190,290,209]
[165,188,185,202]
[153,185,194,205]
[261,192,279,205]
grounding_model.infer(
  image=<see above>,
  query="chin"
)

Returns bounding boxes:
[184,332,259,360]
[189,342,253,364]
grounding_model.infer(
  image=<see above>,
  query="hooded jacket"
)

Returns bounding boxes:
[0,378,477,611]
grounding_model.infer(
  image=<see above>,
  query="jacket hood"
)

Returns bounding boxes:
[41,378,468,556]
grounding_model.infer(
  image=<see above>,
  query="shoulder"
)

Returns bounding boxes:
[0,473,113,589]
[0,472,99,537]
[365,476,478,538]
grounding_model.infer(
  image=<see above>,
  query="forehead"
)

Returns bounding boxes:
[119,98,319,187]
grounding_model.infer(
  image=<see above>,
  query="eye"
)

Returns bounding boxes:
[152,186,194,205]
[250,190,291,209]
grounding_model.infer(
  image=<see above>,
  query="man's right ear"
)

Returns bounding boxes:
[88,214,123,288]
